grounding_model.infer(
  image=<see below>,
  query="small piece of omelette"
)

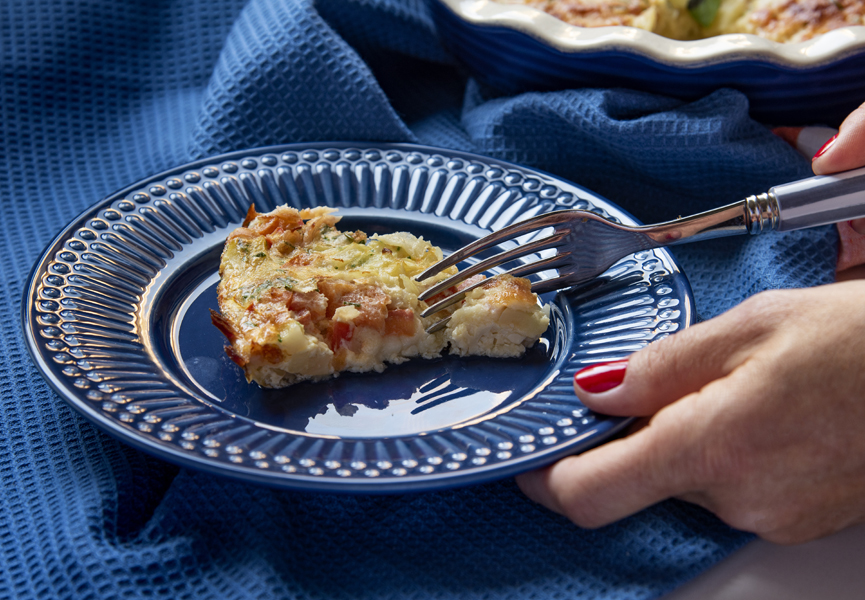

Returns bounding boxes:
[211,205,550,388]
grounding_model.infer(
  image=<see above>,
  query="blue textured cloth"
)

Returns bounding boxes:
[1,1,840,599]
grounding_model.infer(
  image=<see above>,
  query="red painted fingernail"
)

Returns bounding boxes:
[574,359,628,394]
[812,134,837,160]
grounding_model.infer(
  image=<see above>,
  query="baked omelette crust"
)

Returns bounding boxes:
[211,205,551,388]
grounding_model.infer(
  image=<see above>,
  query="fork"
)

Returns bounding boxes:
[415,166,865,332]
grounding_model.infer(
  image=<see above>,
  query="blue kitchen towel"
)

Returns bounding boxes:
[0,0,839,599]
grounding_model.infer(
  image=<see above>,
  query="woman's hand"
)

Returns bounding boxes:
[516,281,865,544]
[516,103,865,544]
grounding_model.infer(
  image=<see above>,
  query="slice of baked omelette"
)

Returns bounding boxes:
[211,205,550,388]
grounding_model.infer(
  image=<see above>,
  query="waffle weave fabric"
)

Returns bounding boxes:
[1,0,839,599]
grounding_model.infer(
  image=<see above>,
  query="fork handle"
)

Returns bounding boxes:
[759,165,865,232]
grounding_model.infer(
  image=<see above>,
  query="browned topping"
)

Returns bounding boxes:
[502,0,864,42]
[224,345,247,367]
[748,0,864,40]
[210,309,238,343]
[226,227,257,242]
[285,253,317,267]
[519,0,650,27]
[241,204,257,228]
[347,230,368,243]
[480,275,536,305]
[261,344,284,364]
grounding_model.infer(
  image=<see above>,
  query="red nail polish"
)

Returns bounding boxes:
[574,359,628,394]
[812,134,837,160]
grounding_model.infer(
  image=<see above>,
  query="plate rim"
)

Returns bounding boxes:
[22,141,695,493]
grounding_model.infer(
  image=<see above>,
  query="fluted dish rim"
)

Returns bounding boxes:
[439,0,865,67]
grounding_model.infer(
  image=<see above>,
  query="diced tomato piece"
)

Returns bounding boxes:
[318,278,389,330]
[426,274,486,304]
[329,321,353,350]
[456,274,486,292]
[289,291,327,322]
[293,308,312,328]
[385,309,416,336]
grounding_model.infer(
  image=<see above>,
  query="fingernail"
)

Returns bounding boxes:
[812,133,837,160]
[574,359,628,394]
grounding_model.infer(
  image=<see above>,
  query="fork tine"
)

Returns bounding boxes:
[529,274,587,295]
[505,252,572,280]
[420,273,489,319]
[421,253,576,335]
[426,315,451,334]
[530,273,609,296]
[416,231,568,302]
[414,211,577,283]
[420,252,572,319]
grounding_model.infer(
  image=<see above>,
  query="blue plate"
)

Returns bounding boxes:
[22,143,694,493]
[430,0,865,126]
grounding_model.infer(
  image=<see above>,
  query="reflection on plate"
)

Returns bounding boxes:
[22,143,694,493]
[430,0,865,125]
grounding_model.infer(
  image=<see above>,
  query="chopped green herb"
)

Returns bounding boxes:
[254,252,266,258]
[688,0,720,27]
[238,277,296,302]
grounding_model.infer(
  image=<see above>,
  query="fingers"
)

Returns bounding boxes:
[520,358,763,529]
[811,101,865,175]
[517,378,729,528]
[516,420,691,528]
[850,218,865,235]
[572,293,778,417]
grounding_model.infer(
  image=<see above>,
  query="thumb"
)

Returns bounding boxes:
[811,101,865,175]
[573,298,771,416]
